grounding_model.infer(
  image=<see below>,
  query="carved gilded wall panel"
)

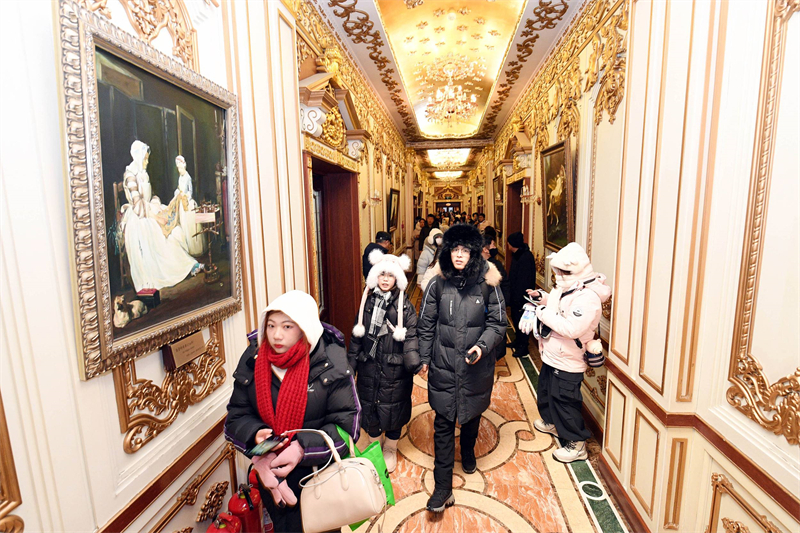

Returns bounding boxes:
[727,0,800,446]
[705,473,782,533]
[0,391,23,533]
[113,322,226,453]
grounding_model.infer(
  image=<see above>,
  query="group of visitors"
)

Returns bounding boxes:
[224,220,609,533]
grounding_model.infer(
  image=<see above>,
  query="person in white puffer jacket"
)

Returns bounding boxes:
[518,242,611,463]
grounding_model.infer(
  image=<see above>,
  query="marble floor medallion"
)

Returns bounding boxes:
[348,349,629,533]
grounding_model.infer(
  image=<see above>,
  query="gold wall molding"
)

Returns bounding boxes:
[173,528,193,533]
[196,481,229,522]
[303,134,359,173]
[149,444,237,533]
[113,322,226,453]
[321,106,346,149]
[630,408,659,518]
[705,473,782,533]
[727,0,800,446]
[495,0,628,164]
[664,438,688,530]
[77,0,200,70]
[0,391,23,533]
[723,519,752,533]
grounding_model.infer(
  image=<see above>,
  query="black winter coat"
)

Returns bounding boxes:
[224,328,360,466]
[509,244,536,311]
[348,289,420,434]
[418,261,506,424]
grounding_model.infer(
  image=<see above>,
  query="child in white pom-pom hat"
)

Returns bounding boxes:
[348,250,421,473]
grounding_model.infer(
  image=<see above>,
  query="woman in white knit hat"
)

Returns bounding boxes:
[349,250,421,473]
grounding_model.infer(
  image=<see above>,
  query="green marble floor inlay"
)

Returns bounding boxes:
[519,354,629,533]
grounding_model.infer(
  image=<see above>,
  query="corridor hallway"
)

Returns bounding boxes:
[354,351,630,533]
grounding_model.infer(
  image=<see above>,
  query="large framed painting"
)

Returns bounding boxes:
[540,140,575,251]
[387,188,400,232]
[58,1,242,379]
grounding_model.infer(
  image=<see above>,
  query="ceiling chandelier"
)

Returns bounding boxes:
[425,63,478,127]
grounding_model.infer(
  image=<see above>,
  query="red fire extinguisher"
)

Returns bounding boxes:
[207,512,242,533]
[229,483,262,533]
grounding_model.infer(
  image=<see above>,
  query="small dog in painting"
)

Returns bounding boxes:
[113,294,148,329]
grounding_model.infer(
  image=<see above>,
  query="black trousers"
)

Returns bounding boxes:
[433,412,481,491]
[366,426,402,440]
[511,306,530,355]
[537,362,591,442]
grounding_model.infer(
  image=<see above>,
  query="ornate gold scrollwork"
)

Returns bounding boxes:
[321,107,346,149]
[196,481,230,522]
[727,0,800,447]
[77,0,199,70]
[296,35,314,75]
[173,528,193,533]
[0,388,24,532]
[705,473,782,533]
[557,59,583,141]
[113,322,226,453]
[594,1,628,125]
[602,294,612,319]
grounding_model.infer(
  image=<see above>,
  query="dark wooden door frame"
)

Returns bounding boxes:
[505,181,523,273]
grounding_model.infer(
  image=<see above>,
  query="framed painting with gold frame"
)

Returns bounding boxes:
[540,140,575,251]
[58,0,242,380]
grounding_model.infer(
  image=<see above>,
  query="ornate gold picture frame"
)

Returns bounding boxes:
[58,0,242,380]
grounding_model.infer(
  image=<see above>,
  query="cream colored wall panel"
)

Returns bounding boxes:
[638,0,695,395]
[590,112,624,293]
[604,377,627,472]
[630,408,661,520]
[694,0,800,493]
[749,13,800,380]
[610,0,652,367]
[626,0,669,383]
[574,92,591,249]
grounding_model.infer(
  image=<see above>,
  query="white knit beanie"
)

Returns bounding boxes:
[353,251,411,342]
[257,290,323,350]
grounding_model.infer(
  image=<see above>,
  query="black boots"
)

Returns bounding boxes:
[461,448,477,474]
[426,489,455,512]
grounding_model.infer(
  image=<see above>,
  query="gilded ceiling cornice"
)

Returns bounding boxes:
[326,0,419,139]
[494,0,627,161]
[480,0,570,137]
[296,0,407,165]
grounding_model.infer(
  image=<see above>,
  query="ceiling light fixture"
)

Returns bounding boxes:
[427,148,471,167]
[425,64,478,127]
[433,171,463,180]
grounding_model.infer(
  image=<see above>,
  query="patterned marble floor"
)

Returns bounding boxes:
[350,353,630,533]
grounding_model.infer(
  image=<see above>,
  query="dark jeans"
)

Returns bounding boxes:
[511,306,530,355]
[366,426,402,440]
[433,412,481,491]
[537,362,591,442]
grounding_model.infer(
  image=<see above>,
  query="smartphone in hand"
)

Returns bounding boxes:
[248,434,284,456]
[466,349,480,364]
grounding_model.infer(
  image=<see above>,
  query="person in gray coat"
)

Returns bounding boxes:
[417,223,506,513]
[416,228,443,277]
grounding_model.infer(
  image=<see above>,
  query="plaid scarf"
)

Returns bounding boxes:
[367,288,392,358]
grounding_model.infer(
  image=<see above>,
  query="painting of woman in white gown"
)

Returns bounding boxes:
[96,47,233,339]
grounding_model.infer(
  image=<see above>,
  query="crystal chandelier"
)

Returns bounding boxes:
[425,64,477,127]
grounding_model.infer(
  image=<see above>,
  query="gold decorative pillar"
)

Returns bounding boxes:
[0,390,23,533]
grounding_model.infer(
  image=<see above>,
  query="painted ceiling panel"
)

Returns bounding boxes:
[375,0,527,139]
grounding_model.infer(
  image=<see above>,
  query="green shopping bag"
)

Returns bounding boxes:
[336,426,395,530]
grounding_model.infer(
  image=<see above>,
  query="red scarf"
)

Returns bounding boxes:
[254,339,310,436]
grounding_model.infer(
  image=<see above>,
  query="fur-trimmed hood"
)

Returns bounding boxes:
[439,224,485,282]
[427,260,502,288]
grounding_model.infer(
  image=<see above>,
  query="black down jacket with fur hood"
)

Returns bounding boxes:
[418,224,507,424]
[348,287,420,434]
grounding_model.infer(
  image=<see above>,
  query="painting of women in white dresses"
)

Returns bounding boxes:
[96,47,233,338]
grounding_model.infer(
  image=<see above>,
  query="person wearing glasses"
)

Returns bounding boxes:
[417,223,507,513]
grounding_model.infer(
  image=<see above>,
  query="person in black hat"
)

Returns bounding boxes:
[362,231,392,279]
[507,231,536,358]
[418,223,506,513]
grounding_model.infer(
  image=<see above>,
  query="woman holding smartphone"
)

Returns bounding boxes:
[417,223,507,513]
[225,290,360,533]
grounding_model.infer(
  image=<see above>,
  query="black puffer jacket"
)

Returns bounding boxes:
[509,243,536,310]
[224,326,360,466]
[418,224,507,424]
[348,288,420,434]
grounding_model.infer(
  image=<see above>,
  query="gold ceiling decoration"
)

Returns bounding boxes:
[375,0,527,138]
[434,171,464,179]
[480,0,570,136]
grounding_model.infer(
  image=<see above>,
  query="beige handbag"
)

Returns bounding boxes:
[296,429,386,533]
